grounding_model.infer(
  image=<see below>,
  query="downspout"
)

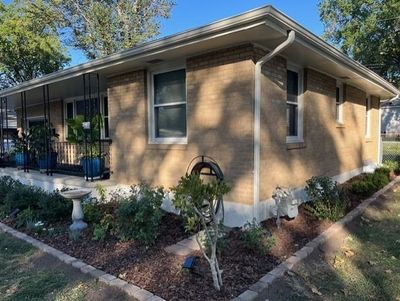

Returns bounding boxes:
[253,30,295,221]
[378,104,382,164]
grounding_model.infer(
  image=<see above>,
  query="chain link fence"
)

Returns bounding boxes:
[381,134,400,164]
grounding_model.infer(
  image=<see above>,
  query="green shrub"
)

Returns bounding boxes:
[304,176,349,221]
[241,219,276,254]
[93,214,114,241]
[351,179,376,197]
[351,168,390,197]
[383,161,399,174]
[374,167,390,179]
[83,199,103,224]
[37,191,71,222]
[3,184,43,214]
[83,195,118,226]
[2,181,70,222]
[372,169,390,187]
[116,184,165,246]
[15,208,38,229]
[0,176,19,205]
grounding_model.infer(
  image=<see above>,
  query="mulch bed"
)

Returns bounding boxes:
[1,174,383,301]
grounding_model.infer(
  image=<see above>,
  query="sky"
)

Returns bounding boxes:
[67,1,325,66]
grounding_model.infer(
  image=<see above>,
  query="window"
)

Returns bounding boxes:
[286,67,303,143]
[65,95,109,139]
[336,83,344,123]
[365,96,371,138]
[150,68,187,143]
[28,117,45,129]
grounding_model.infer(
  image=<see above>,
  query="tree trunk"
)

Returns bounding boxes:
[209,258,221,291]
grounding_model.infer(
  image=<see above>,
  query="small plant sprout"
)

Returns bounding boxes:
[272,186,293,228]
[241,219,276,254]
[172,174,230,291]
[96,184,107,202]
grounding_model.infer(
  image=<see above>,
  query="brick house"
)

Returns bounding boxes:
[0,6,398,226]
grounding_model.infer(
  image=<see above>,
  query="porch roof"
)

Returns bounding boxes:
[0,5,399,108]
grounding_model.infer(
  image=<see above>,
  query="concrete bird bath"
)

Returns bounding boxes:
[60,189,91,231]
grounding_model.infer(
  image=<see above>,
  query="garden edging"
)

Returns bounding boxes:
[231,176,400,301]
[0,222,164,301]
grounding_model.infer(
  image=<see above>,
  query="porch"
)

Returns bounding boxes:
[1,139,112,178]
[0,166,118,193]
[0,73,112,181]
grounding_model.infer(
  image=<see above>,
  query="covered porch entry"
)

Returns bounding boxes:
[0,73,111,181]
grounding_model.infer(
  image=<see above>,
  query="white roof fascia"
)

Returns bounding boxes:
[0,5,398,98]
[0,6,274,97]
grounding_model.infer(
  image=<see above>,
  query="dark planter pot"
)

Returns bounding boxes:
[15,152,29,168]
[82,157,104,178]
[38,152,58,171]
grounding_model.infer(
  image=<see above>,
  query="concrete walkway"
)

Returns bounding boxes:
[164,233,201,256]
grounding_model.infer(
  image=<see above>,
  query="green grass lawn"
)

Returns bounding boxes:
[0,232,132,301]
[268,185,400,301]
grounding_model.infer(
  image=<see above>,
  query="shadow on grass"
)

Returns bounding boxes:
[267,187,400,301]
[0,232,132,301]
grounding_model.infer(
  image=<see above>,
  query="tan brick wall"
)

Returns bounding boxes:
[16,100,65,141]
[259,61,380,201]
[108,44,255,204]
[12,44,381,212]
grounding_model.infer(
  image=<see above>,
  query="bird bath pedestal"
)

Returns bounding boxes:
[60,189,91,231]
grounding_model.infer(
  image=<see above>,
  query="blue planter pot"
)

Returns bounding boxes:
[82,157,104,178]
[15,152,29,168]
[38,152,58,170]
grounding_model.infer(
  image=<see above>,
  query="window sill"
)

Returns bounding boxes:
[286,136,303,144]
[365,138,373,143]
[286,141,306,150]
[148,137,188,145]
[336,122,345,128]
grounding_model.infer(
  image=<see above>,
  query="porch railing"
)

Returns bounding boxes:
[0,140,112,179]
[52,140,112,177]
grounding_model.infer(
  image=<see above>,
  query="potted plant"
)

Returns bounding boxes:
[11,130,31,168]
[30,124,59,172]
[66,115,105,178]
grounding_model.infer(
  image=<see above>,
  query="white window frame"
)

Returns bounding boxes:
[64,93,109,139]
[365,95,372,139]
[286,64,304,144]
[336,81,344,124]
[147,62,187,144]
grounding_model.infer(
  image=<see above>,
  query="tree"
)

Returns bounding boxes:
[319,0,400,88]
[0,1,70,88]
[172,174,230,291]
[40,0,175,59]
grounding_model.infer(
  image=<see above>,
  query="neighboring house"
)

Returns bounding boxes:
[0,6,398,226]
[381,96,400,136]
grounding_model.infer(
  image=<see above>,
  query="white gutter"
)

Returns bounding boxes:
[253,30,295,220]
[265,8,400,97]
[1,5,398,98]
[378,106,382,164]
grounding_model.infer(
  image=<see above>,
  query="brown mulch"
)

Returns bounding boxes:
[6,205,352,301]
[264,206,333,260]
[2,177,377,301]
